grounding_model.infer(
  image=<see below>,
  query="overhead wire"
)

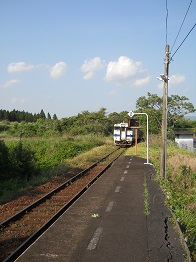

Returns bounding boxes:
[165,0,168,45]
[170,23,196,62]
[170,0,193,53]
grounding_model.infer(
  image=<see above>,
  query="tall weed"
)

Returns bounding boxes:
[126,136,196,259]
[1,136,106,201]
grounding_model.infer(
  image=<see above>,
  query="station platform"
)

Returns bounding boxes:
[16,156,187,262]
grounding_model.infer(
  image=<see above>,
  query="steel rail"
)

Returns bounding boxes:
[0,147,120,229]
[3,149,124,262]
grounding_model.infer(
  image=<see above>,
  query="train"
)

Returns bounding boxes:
[113,122,142,146]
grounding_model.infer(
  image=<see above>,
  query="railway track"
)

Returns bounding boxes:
[0,147,125,262]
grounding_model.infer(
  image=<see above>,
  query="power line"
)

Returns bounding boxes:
[165,0,168,45]
[170,23,196,62]
[171,0,193,52]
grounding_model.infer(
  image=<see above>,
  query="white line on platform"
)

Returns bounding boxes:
[115,186,121,192]
[105,201,114,212]
[120,177,125,181]
[87,227,103,250]
[126,165,130,169]
[124,170,128,174]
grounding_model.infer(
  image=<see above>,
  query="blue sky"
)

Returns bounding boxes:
[0,0,195,119]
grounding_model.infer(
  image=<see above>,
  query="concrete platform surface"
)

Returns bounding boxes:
[16,156,187,262]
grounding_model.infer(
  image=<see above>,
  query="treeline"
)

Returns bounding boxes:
[1,93,195,138]
[0,108,129,137]
[0,109,58,122]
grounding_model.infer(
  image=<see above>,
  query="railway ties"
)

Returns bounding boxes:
[0,148,124,262]
[13,155,187,262]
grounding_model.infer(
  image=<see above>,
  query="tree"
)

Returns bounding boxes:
[10,141,35,180]
[9,109,17,121]
[136,92,195,134]
[0,140,13,179]
[167,95,195,121]
[39,109,46,120]
[136,93,162,110]
[53,114,58,120]
[47,113,51,120]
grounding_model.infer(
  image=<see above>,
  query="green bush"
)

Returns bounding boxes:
[0,136,105,200]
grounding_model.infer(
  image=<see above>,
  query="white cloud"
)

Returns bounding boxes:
[8,62,34,73]
[83,71,94,80]
[6,61,68,79]
[157,74,185,89]
[134,76,151,87]
[81,57,105,80]
[1,79,21,89]
[50,62,67,78]
[105,56,142,82]
[169,74,185,86]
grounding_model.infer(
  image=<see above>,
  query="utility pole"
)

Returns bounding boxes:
[160,45,170,178]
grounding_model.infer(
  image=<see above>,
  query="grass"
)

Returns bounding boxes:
[144,177,150,216]
[1,133,195,258]
[125,136,196,260]
[0,137,115,203]
[64,144,116,168]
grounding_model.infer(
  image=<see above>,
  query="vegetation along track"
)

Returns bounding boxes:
[0,147,125,262]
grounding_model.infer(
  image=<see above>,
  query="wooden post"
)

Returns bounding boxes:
[160,44,170,178]
[135,128,138,155]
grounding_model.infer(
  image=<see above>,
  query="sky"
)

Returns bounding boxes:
[0,0,196,119]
